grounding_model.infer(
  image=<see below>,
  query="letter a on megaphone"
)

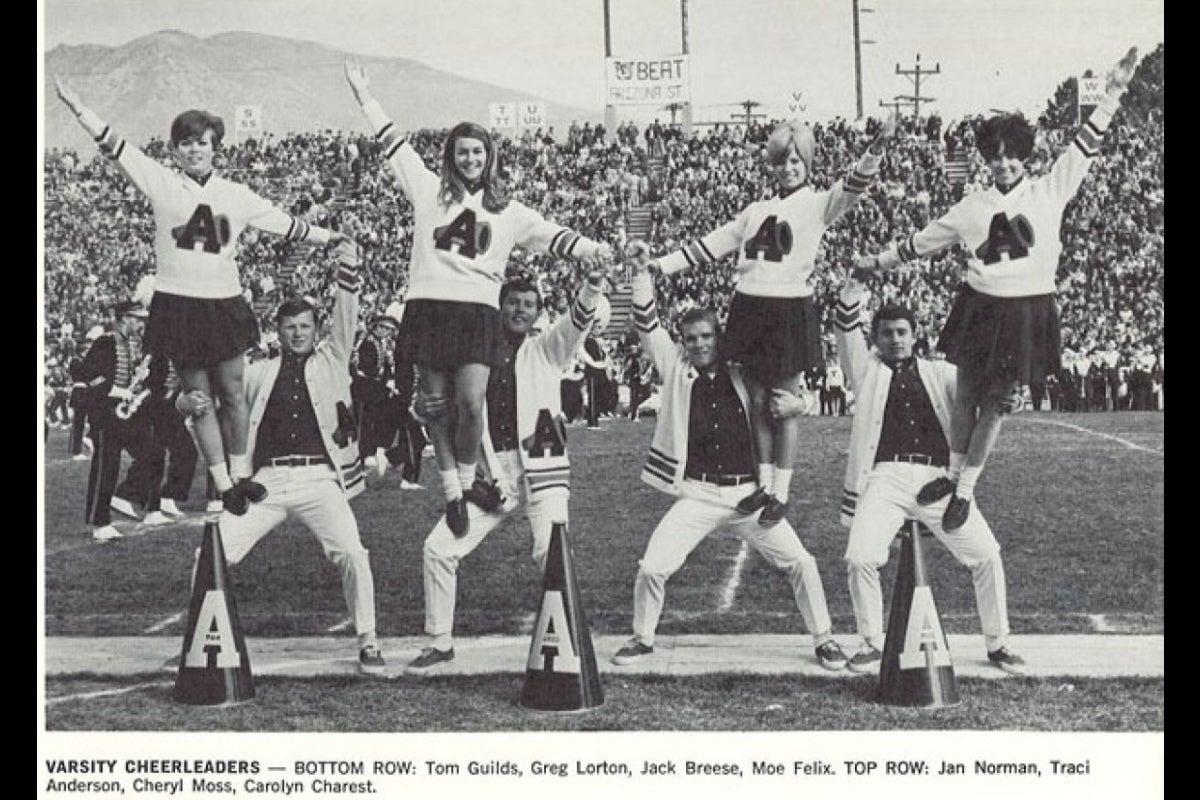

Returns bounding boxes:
[879,519,960,708]
[519,522,603,711]
[173,520,255,706]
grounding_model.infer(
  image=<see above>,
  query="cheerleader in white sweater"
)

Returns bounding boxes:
[55,77,348,517]
[636,113,894,527]
[856,47,1138,531]
[344,60,611,536]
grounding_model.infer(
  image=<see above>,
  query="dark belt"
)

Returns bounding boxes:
[684,469,756,486]
[267,455,331,468]
[876,453,944,467]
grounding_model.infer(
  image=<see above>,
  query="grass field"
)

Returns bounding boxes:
[41,411,1164,732]
[41,411,1165,640]
[45,674,1163,732]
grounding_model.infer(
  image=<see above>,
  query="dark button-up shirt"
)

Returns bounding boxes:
[255,353,327,466]
[875,357,949,466]
[686,365,756,476]
[487,334,522,452]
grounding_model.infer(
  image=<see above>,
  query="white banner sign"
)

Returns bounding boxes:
[489,102,517,130]
[517,101,547,130]
[787,89,808,116]
[605,55,690,105]
[1078,76,1107,107]
[233,105,263,141]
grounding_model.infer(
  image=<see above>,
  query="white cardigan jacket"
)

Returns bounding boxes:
[485,281,602,502]
[242,263,366,500]
[631,272,754,495]
[835,285,957,526]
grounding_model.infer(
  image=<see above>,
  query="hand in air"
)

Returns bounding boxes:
[344,59,371,101]
[839,264,871,305]
[878,109,899,140]
[850,253,881,275]
[54,76,83,115]
[624,239,653,277]
[1107,46,1138,94]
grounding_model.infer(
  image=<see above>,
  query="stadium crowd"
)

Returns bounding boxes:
[43,46,1163,418]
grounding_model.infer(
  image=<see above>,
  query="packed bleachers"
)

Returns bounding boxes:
[42,45,1163,412]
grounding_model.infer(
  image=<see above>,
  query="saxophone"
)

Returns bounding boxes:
[115,355,152,420]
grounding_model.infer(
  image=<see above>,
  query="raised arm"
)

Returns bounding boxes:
[54,75,173,198]
[240,190,343,247]
[344,58,436,200]
[535,268,606,372]
[511,204,615,267]
[855,202,966,273]
[626,241,679,375]
[1047,46,1138,205]
[822,111,896,225]
[54,77,106,140]
[651,215,746,276]
[833,270,872,391]
[328,236,363,364]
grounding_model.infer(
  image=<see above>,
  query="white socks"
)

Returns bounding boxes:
[758,464,775,490]
[948,452,965,481]
[208,464,233,494]
[957,466,982,501]
[457,462,477,491]
[772,468,793,503]
[228,452,252,481]
[440,469,462,502]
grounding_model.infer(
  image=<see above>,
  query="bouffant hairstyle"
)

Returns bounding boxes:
[976,114,1035,162]
[170,110,225,148]
[765,120,816,171]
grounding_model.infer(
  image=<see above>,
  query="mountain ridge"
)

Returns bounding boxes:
[43,30,599,151]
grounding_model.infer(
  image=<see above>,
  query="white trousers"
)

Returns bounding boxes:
[631,479,833,647]
[844,462,1010,651]
[422,450,564,650]
[216,464,377,639]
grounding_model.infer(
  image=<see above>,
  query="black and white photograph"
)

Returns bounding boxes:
[39,0,1163,797]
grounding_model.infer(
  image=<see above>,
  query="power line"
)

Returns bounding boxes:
[893,53,940,118]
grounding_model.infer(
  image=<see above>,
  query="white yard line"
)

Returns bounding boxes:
[717,540,750,614]
[1021,417,1164,456]
[142,611,184,634]
[46,681,169,706]
[256,657,347,675]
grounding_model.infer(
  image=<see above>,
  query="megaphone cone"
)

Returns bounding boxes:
[519,522,604,711]
[173,520,255,706]
[879,519,960,708]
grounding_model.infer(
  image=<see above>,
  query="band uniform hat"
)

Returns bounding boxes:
[114,300,149,319]
[370,314,400,330]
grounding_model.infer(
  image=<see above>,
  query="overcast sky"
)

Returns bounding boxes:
[40,0,1163,123]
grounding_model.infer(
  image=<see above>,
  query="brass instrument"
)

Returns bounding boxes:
[115,355,152,420]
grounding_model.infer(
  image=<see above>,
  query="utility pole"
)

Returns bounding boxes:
[602,0,616,142]
[680,0,692,136]
[894,53,940,118]
[852,0,876,120]
[879,96,915,117]
[663,102,685,127]
[735,100,766,128]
